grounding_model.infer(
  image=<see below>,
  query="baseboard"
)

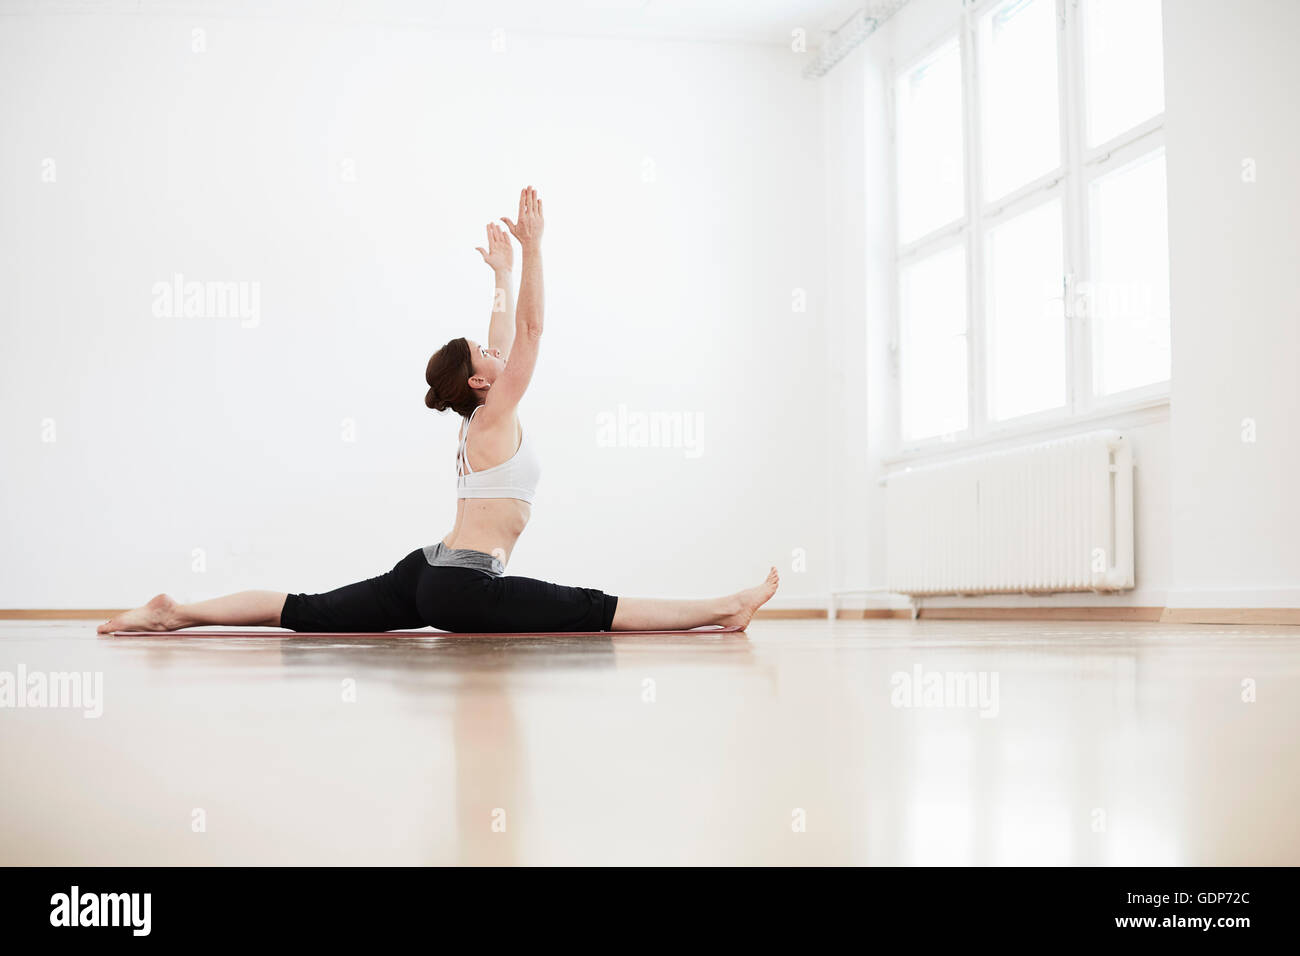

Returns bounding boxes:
[1165,587,1300,609]
[753,608,827,620]
[786,606,1168,621]
[840,606,1297,624]
[0,609,121,620]
[1159,607,1300,626]
[917,606,1165,621]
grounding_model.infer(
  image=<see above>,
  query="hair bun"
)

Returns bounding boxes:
[425,337,475,417]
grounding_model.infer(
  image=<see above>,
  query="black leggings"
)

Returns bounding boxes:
[279,549,620,633]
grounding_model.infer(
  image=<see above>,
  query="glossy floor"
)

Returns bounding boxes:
[1,619,1296,865]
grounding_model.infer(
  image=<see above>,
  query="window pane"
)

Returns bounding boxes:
[900,246,968,442]
[896,39,965,243]
[1082,0,1165,147]
[1089,149,1170,395]
[986,199,1066,420]
[979,0,1061,201]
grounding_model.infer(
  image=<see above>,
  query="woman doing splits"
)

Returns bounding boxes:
[99,188,779,635]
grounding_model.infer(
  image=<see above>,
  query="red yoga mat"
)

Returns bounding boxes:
[111,626,744,638]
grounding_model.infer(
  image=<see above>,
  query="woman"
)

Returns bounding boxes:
[99,187,779,635]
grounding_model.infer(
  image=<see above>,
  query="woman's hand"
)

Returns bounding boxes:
[500,186,544,249]
[475,222,513,274]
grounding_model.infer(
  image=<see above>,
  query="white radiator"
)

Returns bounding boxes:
[884,430,1134,596]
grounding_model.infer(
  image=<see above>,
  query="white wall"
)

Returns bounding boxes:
[0,8,829,607]
[820,38,875,599]
[1163,0,1300,609]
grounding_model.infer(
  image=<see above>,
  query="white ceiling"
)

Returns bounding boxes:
[19,0,868,47]
[406,0,867,44]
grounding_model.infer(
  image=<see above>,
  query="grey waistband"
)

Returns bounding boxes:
[423,542,505,577]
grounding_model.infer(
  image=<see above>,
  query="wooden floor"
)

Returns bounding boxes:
[2,618,1297,865]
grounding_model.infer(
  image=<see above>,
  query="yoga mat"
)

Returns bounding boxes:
[111,626,744,638]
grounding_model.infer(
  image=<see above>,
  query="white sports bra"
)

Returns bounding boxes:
[456,405,541,504]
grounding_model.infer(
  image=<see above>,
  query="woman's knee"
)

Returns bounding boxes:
[487,575,617,632]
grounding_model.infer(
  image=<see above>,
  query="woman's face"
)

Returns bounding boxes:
[467,340,505,388]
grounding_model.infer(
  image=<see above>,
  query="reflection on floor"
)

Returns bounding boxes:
[1,619,1296,865]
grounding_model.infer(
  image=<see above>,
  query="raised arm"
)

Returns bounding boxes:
[475,222,516,358]
[484,186,544,416]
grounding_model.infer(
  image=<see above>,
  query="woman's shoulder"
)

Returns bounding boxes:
[471,403,518,432]
[466,405,521,455]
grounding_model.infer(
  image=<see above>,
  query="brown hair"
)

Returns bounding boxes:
[424,337,480,417]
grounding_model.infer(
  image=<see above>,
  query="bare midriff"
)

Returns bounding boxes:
[441,498,530,563]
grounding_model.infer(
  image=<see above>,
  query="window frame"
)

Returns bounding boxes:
[887,0,1170,462]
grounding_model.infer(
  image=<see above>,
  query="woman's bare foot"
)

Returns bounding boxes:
[719,567,780,629]
[97,594,187,635]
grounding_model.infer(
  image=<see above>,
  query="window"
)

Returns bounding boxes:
[985,199,1066,421]
[900,245,968,442]
[896,39,965,244]
[978,0,1060,202]
[1081,0,1165,148]
[892,0,1169,449]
